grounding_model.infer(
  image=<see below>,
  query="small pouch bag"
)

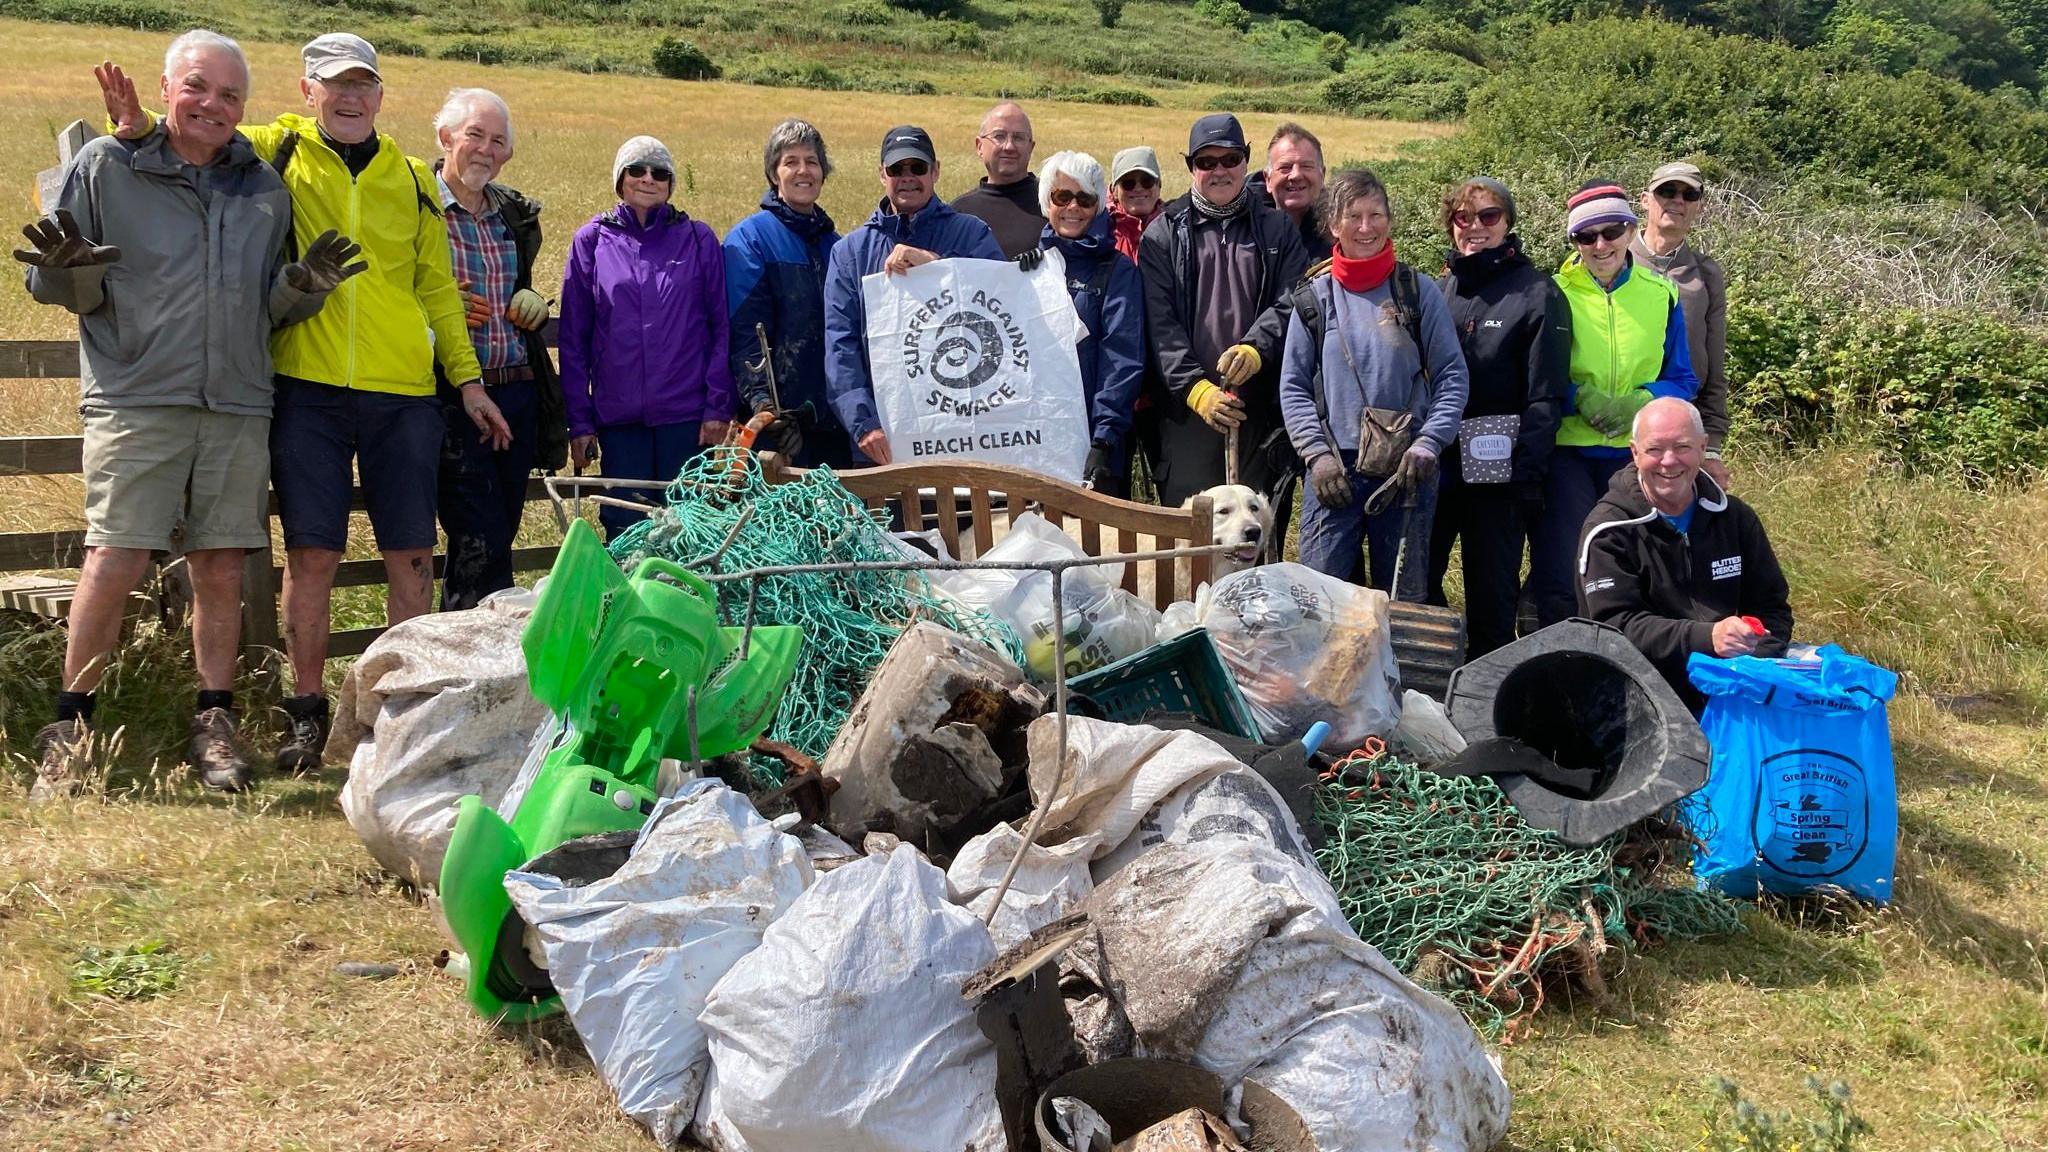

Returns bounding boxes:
[1457,413,1520,483]
[1354,406,1415,477]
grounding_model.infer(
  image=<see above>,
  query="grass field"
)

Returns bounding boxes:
[2,18,2046,1152]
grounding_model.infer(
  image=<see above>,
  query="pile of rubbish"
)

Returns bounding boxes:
[324,461,1826,1151]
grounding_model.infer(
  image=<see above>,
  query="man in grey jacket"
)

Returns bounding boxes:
[1632,161,1728,489]
[15,29,361,799]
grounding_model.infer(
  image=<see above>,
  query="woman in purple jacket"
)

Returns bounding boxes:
[560,135,733,537]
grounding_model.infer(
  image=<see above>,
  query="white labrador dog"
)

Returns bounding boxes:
[1184,483,1274,579]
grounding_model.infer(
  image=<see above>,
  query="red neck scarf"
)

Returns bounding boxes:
[1332,242,1396,292]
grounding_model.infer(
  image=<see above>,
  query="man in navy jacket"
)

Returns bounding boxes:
[823,125,1004,465]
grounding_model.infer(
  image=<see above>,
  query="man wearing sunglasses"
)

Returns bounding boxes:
[1631,161,1728,490]
[951,102,1045,259]
[99,32,498,777]
[1138,113,1310,507]
[1526,179,1698,631]
[824,124,1004,465]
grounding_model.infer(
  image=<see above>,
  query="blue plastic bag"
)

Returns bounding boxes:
[1685,645,1899,903]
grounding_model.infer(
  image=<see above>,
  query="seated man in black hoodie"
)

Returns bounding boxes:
[1577,397,1793,711]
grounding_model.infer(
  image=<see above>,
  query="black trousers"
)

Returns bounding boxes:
[1427,469,1528,660]
[437,377,539,612]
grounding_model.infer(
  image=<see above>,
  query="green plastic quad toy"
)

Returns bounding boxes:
[439,518,802,1021]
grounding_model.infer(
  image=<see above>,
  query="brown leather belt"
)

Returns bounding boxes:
[479,364,535,386]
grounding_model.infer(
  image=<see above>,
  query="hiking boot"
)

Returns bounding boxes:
[30,718,92,802]
[275,694,330,776]
[188,708,252,793]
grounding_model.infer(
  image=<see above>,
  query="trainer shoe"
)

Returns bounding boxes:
[30,718,92,803]
[189,708,252,793]
[275,694,330,775]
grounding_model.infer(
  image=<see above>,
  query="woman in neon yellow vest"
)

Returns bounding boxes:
[1526,180,1698,629]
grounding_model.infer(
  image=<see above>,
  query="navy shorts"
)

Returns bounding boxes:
[271,376,443,552]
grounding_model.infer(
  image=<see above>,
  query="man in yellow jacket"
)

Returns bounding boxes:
[101,33,509,773]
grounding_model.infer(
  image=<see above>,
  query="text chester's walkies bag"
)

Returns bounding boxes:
[1685,646,1899,904]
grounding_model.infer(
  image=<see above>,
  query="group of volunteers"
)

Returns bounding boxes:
[17,26,1793,800]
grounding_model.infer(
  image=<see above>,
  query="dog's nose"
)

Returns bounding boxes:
[1244,525,1263,541]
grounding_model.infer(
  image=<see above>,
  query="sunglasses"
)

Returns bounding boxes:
[622,163,672,183]
[886,159,931,177]
[1049,188,1099,210]
[1654,183,1703,202]
[1117,173,1159,192]
[1190,151,1245,172]
[1571,222,1630,246]
[1451,206,1506,229]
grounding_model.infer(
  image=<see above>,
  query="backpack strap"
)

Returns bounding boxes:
[1290,276,1342,464]
[1388,261,1430,382]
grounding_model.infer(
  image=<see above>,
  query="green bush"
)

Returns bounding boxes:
[651,36,720,80]
[1197,0,1254,33]
[1317,30,1351,70]
[886,0,965,15]
[1094,0,1124,28]
[1323,46,1486,120]
[920,19,985,50]
[839,0,893,25]
[0,0,183,29]
[1206,86,1327,113]
[1039,84,1160,106]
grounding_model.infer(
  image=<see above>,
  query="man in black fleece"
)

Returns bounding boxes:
[951,101,1044,258]
[1578,398,1793,711]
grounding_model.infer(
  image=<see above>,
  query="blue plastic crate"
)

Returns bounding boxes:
[1068,627,1260,740]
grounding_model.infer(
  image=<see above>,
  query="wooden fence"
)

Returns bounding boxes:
[0,338,561,662]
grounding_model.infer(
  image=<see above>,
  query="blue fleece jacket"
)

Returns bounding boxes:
[723,190,839,427]
[823,195,1004,439]
[1278,269,1471,469]
[1041,214,1144,456]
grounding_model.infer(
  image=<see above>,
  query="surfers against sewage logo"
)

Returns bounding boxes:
[899,286,1042,456]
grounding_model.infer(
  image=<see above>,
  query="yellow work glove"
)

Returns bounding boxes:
[1217,344,1262,388]
[1187,379,1245,433]
[505,287,550,331]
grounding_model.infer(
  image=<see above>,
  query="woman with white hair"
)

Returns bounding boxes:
[1019,149,1144,492]
[558,135,733,538]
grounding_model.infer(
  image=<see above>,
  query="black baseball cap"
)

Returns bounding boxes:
[881,126,937,168]
[1185,113,1248,160]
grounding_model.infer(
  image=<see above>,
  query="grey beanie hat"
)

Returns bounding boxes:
[612,135,675,192]
[1463,175,1517,228]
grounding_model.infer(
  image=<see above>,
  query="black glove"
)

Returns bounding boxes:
[285,229,368,293]
[13,208,120,269]
[1014,246,1045,272]
[1308,453,1352,509]
[757,401,805,460]
[1083,441,1114,489]
[1514,480,1545,522]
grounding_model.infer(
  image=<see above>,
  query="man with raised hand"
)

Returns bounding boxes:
[951,101,1044,259]
[21,29,359,799]
[99,32,505,776]
[823,125,1003,465]
[1578,397,1792,712]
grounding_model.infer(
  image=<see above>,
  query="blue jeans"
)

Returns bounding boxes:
[437,377,539,611]
[1527,448,1627,628]
[594,421,706,540]
[1297,453,1414,593]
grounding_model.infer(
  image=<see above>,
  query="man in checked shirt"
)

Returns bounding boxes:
[433,87,569,610]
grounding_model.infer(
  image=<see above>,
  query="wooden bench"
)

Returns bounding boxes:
[757,454,1465,698]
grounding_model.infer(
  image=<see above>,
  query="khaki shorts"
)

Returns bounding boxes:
[81,405,271,552]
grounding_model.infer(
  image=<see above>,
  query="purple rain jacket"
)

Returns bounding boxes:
[559,202,734,436]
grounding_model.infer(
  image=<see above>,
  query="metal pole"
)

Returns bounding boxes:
[982,565,1070,925]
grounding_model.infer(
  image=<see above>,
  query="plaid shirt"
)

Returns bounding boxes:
[438,176,527,371]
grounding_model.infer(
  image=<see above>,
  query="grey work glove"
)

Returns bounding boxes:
[1014,246,1045,272]
[1575,391,1625,439]
[1396,445,1439,491]
[283,229,368,293]
[1308,452,1352,509]
[13,208,120,268]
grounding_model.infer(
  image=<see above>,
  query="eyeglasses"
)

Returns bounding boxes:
[886,159,931,178]
[314,76,380,96]
[1190,151,1245,172]
[1571,222,1630,246]
[980,131,1032,148]
[1654,183,1703,202]
[1049,188,1099,210]
[1117,173,1159,192]
[622,163,673,183]
[1451,206,1506,229]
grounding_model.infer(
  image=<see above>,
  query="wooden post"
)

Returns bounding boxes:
[240,539,283,702]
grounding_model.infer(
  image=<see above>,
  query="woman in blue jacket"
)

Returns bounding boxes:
[1022,150,1145,493]
[723,119,844,467]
